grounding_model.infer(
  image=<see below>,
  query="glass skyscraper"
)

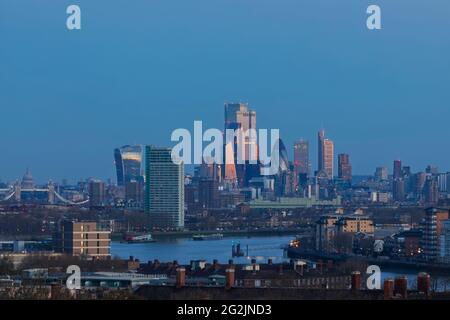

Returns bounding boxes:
[318,130,334,179]
[294,139,310,176]
[114,145,144,186]
[338,153,352,182]
[223,102,258,187]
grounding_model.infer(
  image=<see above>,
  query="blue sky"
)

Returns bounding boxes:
[1,0,449,183]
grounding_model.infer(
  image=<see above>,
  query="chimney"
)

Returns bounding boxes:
[176,267,186,288]
[228,259,234,266]
[317,261,323,274]
[417,273,430,297]
[268,258,273,265]
[298,263,304,276]
[351,271,361,292]
[394,276,408,298]
[129,256,134,261]
[327,260,333,271]
[213,259,220,270]
[383,279,394,300]
[50,282,61,300]
[226,268,235,289]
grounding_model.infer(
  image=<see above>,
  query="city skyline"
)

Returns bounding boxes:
[1,124,448,186]
[1,123,449,186]
[2,0,450,305]
[1,0,450,182]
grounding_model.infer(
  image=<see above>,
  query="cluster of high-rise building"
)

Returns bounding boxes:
[376,160,448,206]
[1,102,450,231]
[183,103,357,215]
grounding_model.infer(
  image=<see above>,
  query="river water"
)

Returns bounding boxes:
[111,235,450,292]
[111,235,292,265]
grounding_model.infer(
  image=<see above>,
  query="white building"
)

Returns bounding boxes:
[145,146,184,229]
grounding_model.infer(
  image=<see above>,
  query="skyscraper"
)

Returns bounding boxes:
[223,102,258,187]
[145,146,184,230]
[125,180,144,208]
[393,160,402,179]
[89,179,106,207]
[198,178,219,209]
[224,103,256,137]
[318,130,325,173]
[323,139,334,178]
[426,165,439,175]
[447,173,450,194]
[375,167,388,181]
[424,178,439,205]
[318,130,334,178]
[413,172,427,199]
[338,154,352,182]
[437,173,447,192]
[294,139,310,176]
[393,179,405,202]
[274,138,290,197]
[114,145,144,186]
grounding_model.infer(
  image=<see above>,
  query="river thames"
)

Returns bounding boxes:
[111,235,293,265]
[111,234,450,291]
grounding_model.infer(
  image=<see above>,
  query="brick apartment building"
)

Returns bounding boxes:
[53,221,111,259]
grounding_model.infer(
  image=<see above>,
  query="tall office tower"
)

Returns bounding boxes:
[223,142,237,186]
[393,160,402,179]
[423,208,449,262]
[447,173,450,194]
[273,139,290,197]
[53,221,111,258]
[198,161,222,183]
[402,166,412,193]
[338,153,352,182]
[323,139,334,178]
[198,178,219,209]
[413,172,427,198]
[402,166,411,177]
[184,183,197,211]
[145,146,184,230]
[294,139,310,184]
[374,167,388,181]
[393,179,405,202]
[114,145,144,186]
[426,165,439,175]
[424,178,439,205]
[223,102,258,187]
[437,173,447,192]
[89,180,105,207]
[125,180,144,208]
[317,130,325,173]
[317,130,334,178]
